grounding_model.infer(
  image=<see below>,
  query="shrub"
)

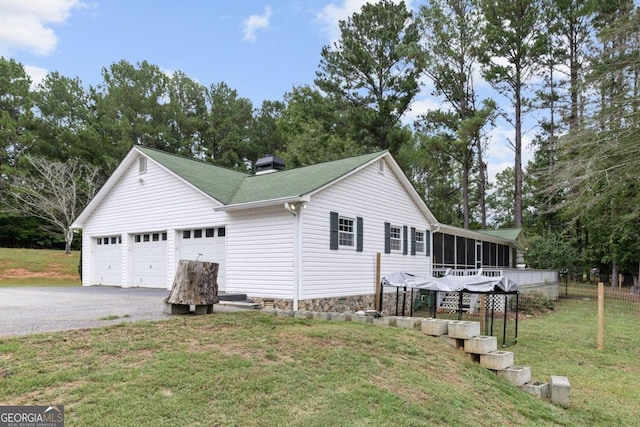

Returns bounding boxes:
[519,291,555,314]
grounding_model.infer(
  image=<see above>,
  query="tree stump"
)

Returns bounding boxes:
[164,260,219,314]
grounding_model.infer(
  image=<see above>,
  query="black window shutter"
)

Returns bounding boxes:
[403,226,408,255]
[425,230,431,256]
[330,211,339,250]
[384,222,391,254]
[411,227,416,256]
[356,217,363,252]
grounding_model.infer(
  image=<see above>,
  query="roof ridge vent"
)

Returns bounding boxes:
[255,154,285,175]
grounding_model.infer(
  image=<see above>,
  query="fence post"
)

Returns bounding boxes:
[375,253,381,311]
[597,282,604,351]
[480,294,486,333]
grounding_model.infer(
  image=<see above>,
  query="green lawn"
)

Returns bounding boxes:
[0,249,637,425]
[0,248,80,286]
[1,300,638,426]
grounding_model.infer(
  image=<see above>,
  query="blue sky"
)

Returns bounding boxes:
[0,0,534,185]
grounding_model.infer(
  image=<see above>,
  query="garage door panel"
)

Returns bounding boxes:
[93,236,122,286]
[179,227,225,291]
[132,232,167,288]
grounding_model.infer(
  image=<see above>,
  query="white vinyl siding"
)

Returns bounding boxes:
[81,154,227,288]
[300,160,432,300]
[225,206,295,298]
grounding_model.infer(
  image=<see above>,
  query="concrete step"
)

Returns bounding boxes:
[217,300,262,309]
[218,293,249,301]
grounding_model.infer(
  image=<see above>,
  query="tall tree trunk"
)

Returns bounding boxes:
[477,134,487,229]
[463,153,470,229]
[611,261,618,288]
[514,81,523,228]
[65,228,73,255]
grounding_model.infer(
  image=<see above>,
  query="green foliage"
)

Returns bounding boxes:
[524,230,585,276]
[203,82,254,169]
[518,291,555,314]
[315,0,424,155]
[0,57,34,175]
[0,214,65,249]
[278,85,363,167]
[479,0,548,228]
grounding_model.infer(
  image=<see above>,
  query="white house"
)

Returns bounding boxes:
[72,146,515,312]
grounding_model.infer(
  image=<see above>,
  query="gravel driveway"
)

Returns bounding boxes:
[0,286,231,337]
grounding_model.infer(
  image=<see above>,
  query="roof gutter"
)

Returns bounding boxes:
[214,195,311,212]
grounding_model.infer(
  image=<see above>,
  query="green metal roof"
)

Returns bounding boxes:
[138,146,385,206]
[139,147,247,204]
[475,228,523,242]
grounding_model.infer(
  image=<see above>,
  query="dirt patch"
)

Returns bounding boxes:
[0,268,78,280]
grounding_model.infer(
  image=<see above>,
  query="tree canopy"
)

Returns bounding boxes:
[2,0,640,283]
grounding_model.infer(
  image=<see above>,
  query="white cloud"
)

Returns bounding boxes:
[0,0,82,56]
[23,64,48,88]
[316,0,413,44]
[485,124,535,185]
[402,93,444,126]
[242,6,272,43]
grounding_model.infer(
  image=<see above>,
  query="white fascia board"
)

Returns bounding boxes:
[71,147,141,229]
[434,223,514,245]
[214,195,311,212]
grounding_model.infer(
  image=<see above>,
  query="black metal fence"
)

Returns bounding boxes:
[382,285,519,347]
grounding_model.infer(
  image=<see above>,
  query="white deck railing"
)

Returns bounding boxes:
[433,268,558,287]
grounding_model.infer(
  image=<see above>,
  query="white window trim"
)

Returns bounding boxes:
[338,215,356,249]
[415,230,425,253]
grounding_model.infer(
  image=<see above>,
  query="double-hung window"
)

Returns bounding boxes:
[338,216,355,247]
[389,225,402,251]
[415,230,425,253]
[330,211,363,251]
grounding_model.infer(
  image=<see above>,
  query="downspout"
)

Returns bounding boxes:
[285,202,303,311]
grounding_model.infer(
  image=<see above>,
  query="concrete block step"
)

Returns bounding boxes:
[218,293,249,301]
[217,300,262,309]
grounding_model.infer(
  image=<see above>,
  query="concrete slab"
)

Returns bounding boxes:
[0,286,241,337]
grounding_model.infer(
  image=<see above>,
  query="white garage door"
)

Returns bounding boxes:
[132,232,167,288]
[93,235,122,286]
[179,227,226,291]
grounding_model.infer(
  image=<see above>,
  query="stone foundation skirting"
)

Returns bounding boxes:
[251,293,398,313]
